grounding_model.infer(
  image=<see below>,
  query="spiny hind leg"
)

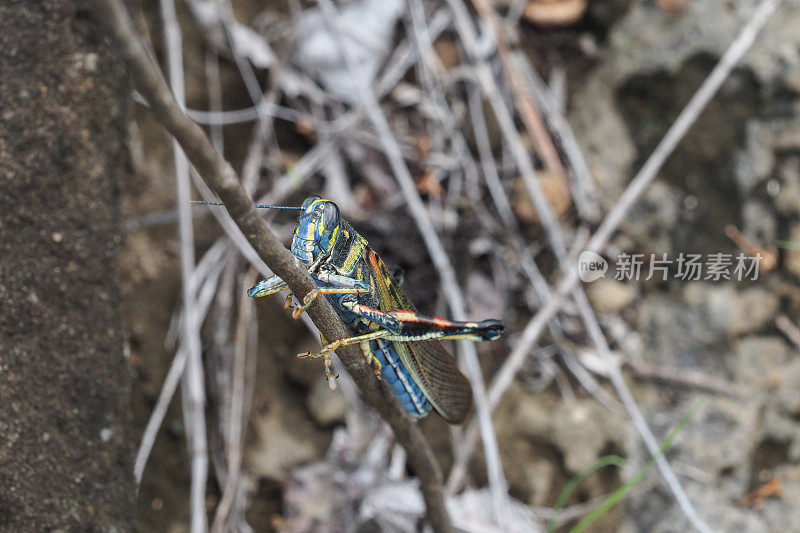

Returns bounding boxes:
[341,300,504,342]
[323,353,338,391]
[308,334,369,388]
[297,329,390,360]
[359,340,382,380]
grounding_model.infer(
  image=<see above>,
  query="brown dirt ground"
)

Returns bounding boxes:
[0,1,135,529]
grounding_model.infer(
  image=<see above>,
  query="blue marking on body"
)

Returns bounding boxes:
[320,289,431,418]
[370,339,432,418]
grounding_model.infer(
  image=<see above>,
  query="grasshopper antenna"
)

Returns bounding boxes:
[191,200,303,211]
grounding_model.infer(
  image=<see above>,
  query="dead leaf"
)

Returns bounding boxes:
[740,477,783,508]
[725,224,778,273]
[416,168,445,198]
[658,0,691,17]
[523,0,587,27]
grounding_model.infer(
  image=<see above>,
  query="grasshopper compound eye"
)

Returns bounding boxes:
[321,202,340,232]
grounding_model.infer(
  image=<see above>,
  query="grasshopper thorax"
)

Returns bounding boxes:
[291,195,341,265]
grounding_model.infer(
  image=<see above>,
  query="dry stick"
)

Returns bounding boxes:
[776,314,800,351]
[204,50,224,155]
[186,101,309,125]
[93,1,453,531]
[208,260,239,527]
[204,56,235,500]
[159,0,209,530]
[208,119,267,530]
[134,242,228,485]
[623,358,741,398]
[315,0,510,524]
[212,269,258,532]
[449,3,781,530]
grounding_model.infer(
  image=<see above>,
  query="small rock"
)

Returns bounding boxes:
[735,121,774,194]
[511,172,571,225]
[732,336,788,391]
[685,284,780,337]
[775,359,800,417]
[432,37,459,70]
[621,182,681,254]
[741,200,776,245]
[775,155,800,216]
[524,459,555,506]
[248,401,324,479]
[586,278,637,313]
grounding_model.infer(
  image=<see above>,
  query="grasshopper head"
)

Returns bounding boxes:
[291,195,341,265]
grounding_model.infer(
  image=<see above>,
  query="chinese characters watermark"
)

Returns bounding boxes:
[577,252,762,283]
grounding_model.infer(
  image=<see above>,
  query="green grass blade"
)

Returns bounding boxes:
[547,455,627,533]
[777,240,800,250]
[568,405,699,533]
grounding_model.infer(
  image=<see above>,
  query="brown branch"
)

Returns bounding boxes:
[91,1,453,531]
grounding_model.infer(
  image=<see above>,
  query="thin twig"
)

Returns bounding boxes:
[624,358,741,398]
[776,314,800,351]
[93,1,455,531]
[134,242,228,485]
[212,269,258,532]
[159,0,209,530]
[205,50,224,155]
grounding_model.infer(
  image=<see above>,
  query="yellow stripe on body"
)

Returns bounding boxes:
[341,234,367,274]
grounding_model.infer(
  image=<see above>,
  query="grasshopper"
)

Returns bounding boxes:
[242,195,504,424]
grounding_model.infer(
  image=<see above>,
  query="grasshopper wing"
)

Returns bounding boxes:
[366,248,473,423]
[396,340,473,423]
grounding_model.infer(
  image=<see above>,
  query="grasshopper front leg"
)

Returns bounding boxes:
[248,275,289,299]
[247,253,329,300]
[290,272,371,319]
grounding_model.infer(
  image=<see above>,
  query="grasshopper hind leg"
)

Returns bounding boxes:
[359,340,382,380]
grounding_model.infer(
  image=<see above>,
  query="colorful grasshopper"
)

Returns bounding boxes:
[242,195,504,424]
